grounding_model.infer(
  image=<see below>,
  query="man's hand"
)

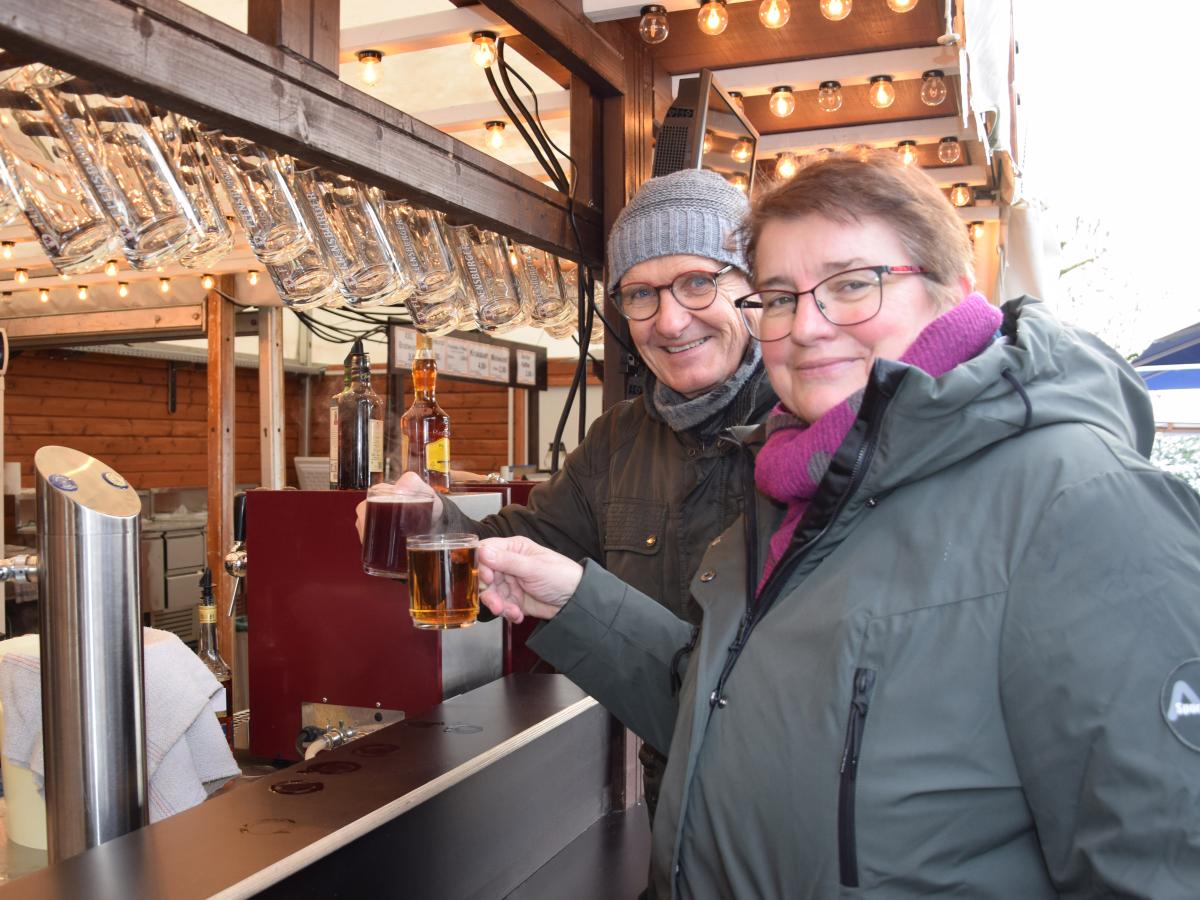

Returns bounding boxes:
[477,536,582,624]
[354,472,443,543]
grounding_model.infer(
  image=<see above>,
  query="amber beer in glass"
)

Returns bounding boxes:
[406,534,479,629]
[362,485,434,579]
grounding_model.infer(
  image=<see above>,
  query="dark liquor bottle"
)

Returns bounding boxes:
[399,333,451,492]
[196,568,232,741]
[331,338,384,490]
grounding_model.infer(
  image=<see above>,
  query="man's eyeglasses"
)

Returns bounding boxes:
[733,265,929,341]
[610,264,735,321]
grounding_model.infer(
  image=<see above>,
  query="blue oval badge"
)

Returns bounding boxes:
[1161,658,1200,752]
[48,474,78,492]
[102,471,129,489]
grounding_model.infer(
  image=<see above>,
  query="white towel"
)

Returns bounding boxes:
[0,627,240,822]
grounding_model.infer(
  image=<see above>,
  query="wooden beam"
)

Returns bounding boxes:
[258,307,286,489]
[205,277,236,684]
[477,0,626,97]
[512,387,526,467]
[248,0,341,73]
[569,75,601,209]
[2,305,204,348]
[0,0,602,264]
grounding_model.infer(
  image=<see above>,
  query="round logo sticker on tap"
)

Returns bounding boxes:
[48,474,78,492]
[102,471,130,489]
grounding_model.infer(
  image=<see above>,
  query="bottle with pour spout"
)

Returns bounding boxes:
[399,333,451,492]
[330,338,384,490]
[196,568,232,741]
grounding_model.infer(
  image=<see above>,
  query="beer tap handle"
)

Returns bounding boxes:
[233,491,247,544]
[226,576,241,619]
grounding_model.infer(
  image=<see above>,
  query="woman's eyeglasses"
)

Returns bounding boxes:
[733,265,929,341]
[610,264,735,321]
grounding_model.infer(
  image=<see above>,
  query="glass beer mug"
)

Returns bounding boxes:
[445,221,527,334]
[0,75,119,273]
[290,164,411,308]
[201,130,312,266]
[378,199,462,304]
[32,75,201,269]
[151,112,233,269]
[512,242,573,330]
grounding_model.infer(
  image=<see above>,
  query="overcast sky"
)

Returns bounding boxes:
[1014,1,1200,355]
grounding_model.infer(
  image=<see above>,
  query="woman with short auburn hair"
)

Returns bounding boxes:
[473,153,1200,899]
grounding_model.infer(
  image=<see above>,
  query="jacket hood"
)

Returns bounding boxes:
[860,296,1155,497]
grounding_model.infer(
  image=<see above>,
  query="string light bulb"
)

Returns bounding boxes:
[39,288,49,303]
[201,273,216,290]
[77,284,88,301]
[59,272,68,280]
[817,80,843,112]
[118,281,129,298]
[758,0,790,28]
[920,69,948,107]
[697,0,729,36]
[949,183,972,207]
[356,50,383,86]
[968,221,985,242]
[897,140,918,166]
[730,137,754,163]
[103,259,118,277]
[160,277,171,294]
[471,31,498,68]
[774,152,799,180]
[15,268,27,284]
[868,75,896,109]
[1,241,12,259]
[887,0,918,10]
[702,130,714,154]
[728,90,745,112]
[769,85,796,118]
[729,173,749,194]
[937,136,962,164]
[484,120,506,150]
[819,0,851,21]
[247,269,259,286]
[638,5,670,44]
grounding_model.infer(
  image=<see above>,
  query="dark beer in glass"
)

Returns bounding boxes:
[362,485,434,579]
[406,533,479,629]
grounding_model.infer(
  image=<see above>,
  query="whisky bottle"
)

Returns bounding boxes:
[196,568,232,741]
[399,334,451,492]
[331,338,384,490]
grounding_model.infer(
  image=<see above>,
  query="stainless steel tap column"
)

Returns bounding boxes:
[35,445,148,862]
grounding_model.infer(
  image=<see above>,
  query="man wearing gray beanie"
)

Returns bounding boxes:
[362,167,774,830]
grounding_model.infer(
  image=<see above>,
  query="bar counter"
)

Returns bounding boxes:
[0,675,644,899]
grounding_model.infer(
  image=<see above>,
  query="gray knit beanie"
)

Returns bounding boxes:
[607,168,750,287]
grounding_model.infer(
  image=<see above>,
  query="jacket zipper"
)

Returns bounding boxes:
[838,667,876,888]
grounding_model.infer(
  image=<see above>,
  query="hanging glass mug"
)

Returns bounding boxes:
[262,169,344,310]
[0,71,119,274]
[406,292,463,336]
[201,130,311,266]
[378,199,462,304]
[151,112,233,269]
[445,220,527,334]
[32,74,201,269]
[289,165,411,309]
[512,242,573,330]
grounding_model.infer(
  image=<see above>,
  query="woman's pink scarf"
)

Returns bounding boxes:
[754,293,1003,590]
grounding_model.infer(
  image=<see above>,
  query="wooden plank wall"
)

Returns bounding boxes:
[307,367,511,476]
[2,348,305,490]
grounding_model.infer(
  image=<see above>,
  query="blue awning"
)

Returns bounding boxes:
[1133,322,1200,391]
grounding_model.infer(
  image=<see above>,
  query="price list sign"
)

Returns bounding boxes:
[388,325,546,391]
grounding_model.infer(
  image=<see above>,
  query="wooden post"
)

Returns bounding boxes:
[205,277,237,667]
[512,388,526,469]
[258,308,286,490]
[248,0,341,72]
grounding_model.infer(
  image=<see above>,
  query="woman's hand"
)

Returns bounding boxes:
[477,536,582,624]
[354,471,443,543]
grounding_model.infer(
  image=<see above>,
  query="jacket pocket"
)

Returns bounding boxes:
[838,667,876,888]
[603,498,668,555]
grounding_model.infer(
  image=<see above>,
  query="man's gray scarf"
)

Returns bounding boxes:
[648,341,764,438]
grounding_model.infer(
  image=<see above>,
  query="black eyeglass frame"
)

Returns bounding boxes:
[609,263,736,321]
[733,264,929,340]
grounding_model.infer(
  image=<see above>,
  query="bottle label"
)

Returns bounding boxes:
[198,604,216,624]
[426,437,450,474]
[369,419,384,473]
[329,407,338,481]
